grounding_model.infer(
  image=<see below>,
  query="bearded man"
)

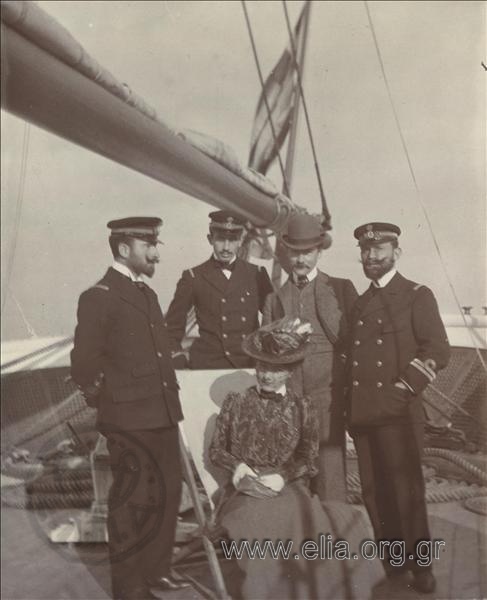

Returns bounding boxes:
[346,222,450,594]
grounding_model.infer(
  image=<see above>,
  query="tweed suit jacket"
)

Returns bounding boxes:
[347,272,450,428]
[71,267,183,431]
[262,271,358,353]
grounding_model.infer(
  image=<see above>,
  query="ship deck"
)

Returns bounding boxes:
[2,501,485,600]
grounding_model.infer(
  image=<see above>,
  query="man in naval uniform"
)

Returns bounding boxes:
[346,222,450,594]
[71,217,189,600]
[263,213,358,501]
[166,210,273,369]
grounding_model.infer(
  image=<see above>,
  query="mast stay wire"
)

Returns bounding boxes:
[1,122,31,316]
[281,0,331,228]
[364,1,487,372]
[241,0,290,197]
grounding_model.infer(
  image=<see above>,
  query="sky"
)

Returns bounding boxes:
[1,0,485,341]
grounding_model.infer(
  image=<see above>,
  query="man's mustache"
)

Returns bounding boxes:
[359,259,385,266]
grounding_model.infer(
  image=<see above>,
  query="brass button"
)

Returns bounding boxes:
[222,316,227,321]
[157,351,162,358]
[352,380,359,387]
[376,339,383,345]
[352,361,358,367]
[221,298,226,303]
[354,340,361,346]
[241,316,246,322]
[224,351,230,356]
[222,333,228,339]
[241,334,245,339]
[150,323,155,328]
[376,382,383,388]
[163,382,168,387]
[377,318,382,324]
[376,360,383,367]
[357,320,364,326]
[240,297,245,303]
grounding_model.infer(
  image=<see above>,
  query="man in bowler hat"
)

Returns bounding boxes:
[166,210,273,369]
[347,222,450,593]
[263,212,358,502]
[71,217,189,599]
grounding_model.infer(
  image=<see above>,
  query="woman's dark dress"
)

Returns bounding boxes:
[209,386,381,599]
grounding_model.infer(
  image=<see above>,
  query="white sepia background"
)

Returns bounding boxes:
[1,0,485,341]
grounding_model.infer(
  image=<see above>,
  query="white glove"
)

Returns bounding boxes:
[258,473,285,492]
[232,463,257,487]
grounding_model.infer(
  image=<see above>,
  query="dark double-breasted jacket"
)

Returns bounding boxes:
[347,272,450,429]
[166,257,273,369]
[71,267,184,431]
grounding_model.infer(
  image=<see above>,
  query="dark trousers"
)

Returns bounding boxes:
[352,420,431,574]
[105,426,182,597]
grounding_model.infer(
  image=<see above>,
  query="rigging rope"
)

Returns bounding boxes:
[241,0,290,196]
[1,122,30,316]
[281,0,331,227]
[364,1,487,373]
[10,292,37,338]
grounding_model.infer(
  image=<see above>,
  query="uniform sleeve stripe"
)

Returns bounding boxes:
[399,378,415,394]
[410,358,436,382]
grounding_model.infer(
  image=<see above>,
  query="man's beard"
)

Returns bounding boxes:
[141,262,157,277]
[362,256,395,280]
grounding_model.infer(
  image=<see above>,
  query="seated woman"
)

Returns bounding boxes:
[209,317,381,600]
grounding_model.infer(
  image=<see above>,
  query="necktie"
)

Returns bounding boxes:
[259,390,284,401]
[296,275,309,289]
[215,260,235,272]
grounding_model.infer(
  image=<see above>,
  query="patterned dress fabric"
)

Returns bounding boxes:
[209,387,382,599]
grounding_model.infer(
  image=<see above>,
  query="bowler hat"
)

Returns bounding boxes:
[281,213,332,250]
[242,317,313,365]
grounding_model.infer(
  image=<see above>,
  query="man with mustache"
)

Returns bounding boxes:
[71,217,189,599]
[263,213,358,501]
[166,210,272,369]
[347,222,450,594]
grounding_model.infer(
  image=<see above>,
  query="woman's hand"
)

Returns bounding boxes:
[258,473,285,492]
[232,462,257,487]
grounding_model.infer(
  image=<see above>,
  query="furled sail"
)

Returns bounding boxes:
[1,0,300,232]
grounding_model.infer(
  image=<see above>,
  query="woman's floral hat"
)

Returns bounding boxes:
[242,317,313,365]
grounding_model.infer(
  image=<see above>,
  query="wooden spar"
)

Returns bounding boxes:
[0,24,295,232]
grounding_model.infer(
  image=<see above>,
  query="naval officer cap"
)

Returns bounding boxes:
[209,210,246,237]
[107,217,163,244]
[354,222,401,246]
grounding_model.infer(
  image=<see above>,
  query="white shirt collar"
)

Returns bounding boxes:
[212,253,236,279]
[373,268,397,288]
[112,260,144,282]
[292,266,318,284]
[257,384,287,396]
